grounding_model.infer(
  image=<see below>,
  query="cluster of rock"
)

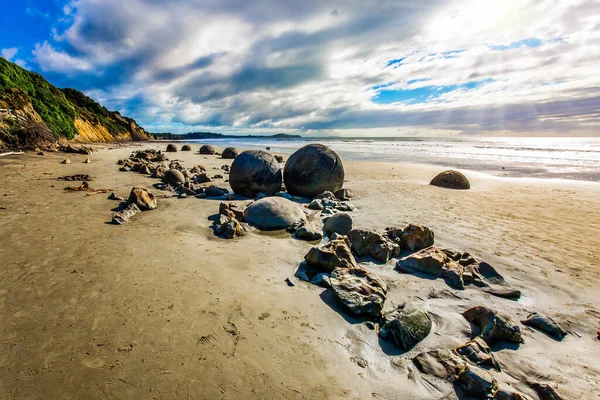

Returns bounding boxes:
[59,144,94,155]
[111,187,157,224]
[397,247,522,299]
[308,191,355,215]
[117,149,168,174]
[213,202,245,239]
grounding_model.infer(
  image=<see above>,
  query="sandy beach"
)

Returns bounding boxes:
[1,143,599,399]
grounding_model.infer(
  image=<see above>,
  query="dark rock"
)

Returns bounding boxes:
[199,144,216,154]
[230,150,282,197]
[310,273,331,288]
[181,144,192,151]
[455,365,497,399]
[205,185,227,197]
[462,306,524,345]
[294,222,323,241]
[58,174,92,181]
[112,203,141,225]
[401,224,435,251]
[152,165,168,179]
[139,164,151,175]
[213,174,224,179]
[330,267,387,317]
[127,187,157,211]
[190,165,206,174]
[162,169,186,186]
[456,337,501,371]
[380,305,432,350]
[222,147,239,159]
[283,144,345,198]
[274,155,284,163]
[285,277,295,287]
[193,173,212,184]
[324,212,353,237]
[334,188,350,201]
[528,381,565,400]
[430,170,470,190]
[166,144,178,152]
[244,197,305,230]
[521,313,567,340]
[219,202,244,221]
[304,236,357,272]
[214,214,243,239]
[108,192,125,201]
[348,228,401,263]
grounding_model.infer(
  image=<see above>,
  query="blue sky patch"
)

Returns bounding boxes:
[491,38,543,51]
[372,79,493,105]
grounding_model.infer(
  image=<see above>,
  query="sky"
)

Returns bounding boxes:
[1,0,599,137]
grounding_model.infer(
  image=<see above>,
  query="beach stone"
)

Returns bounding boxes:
[330,267,387,317]
[205,185,227,197]
[112,203,141,225]
[294,222,323,241]
[61,159,71,164]
[455,365,497,399]
[199,144,216,154]
[283,144,345,198]
[108,192,125,202]
[139,164,151,175]
[380,306,432,350]
[222,147,239,159]
[163,169,186,186]
[324,212,353,237]
[430,170,470,190]
[401,224,435,251]
[244,197,305,230]
[462,306,523,345]
[456,337,501,371]
[152,153,167,162]
[304,236,357,272]
[334,188,350,201]
[214,215,243,239]
[274,155,284,163]
[528,381,565,400]
[166,144,178,152]
[230,150,282,197]
[521,313,567,340]
[219,202,244,221]
[347,228,401,263]
[310,273,331,288]
[193,173,212,184]
[398,247,449,276]
[83,158,91,164]
[413,349,467,379]
[127,187,157,211]
[181,144,192,151]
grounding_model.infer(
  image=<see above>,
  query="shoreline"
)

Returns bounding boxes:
[0,142,599,399]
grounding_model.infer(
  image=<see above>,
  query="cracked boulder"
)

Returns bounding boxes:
[330,267,387,317]
[283,144,345,198]
[400,223,435,251]
[127,187,157,211]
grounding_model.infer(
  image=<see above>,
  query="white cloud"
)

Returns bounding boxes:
[30,0,600,136]
[1,48,19,61]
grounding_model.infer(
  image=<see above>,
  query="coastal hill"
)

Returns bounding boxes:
[0,57,151,149]
[154,132,302,140]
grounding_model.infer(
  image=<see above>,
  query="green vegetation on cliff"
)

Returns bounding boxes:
[0,57,149,146]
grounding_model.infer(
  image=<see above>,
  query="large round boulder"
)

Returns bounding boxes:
[430,170,470,190]
[244,197,305,230]
[222,147,239,159]
[162,169,185,186]
[229,150,282,197]
[166,144,178,152]
[181,144,192,151]
[283,144,344,198]
[199,145,216,155]
[324,212,353,237]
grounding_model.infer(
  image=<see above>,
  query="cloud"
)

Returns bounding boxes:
[27,0,600,136]
[1,48,19,61]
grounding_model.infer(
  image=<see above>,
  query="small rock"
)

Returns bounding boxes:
[323,212,353,237]
[455,336,501,371]
[285,277,295,287]
[214,215,243,239]
[61,159,71,164]
[380,305,432,350]
[205,185,227,197]
[528,381,566,400]
[310,273,331,288]
[275,191,293,200]
[178,193,188,199]
[108,192,125,201]
[83,158,91,163]
[112,203,141,225]
[304,236,357,272]
[127,187,157,211]
[330,267,387,317]
[348,228,400,263]
[294,222,323,241]
[462,306,524,345]
[334,188,350,201]
[521,313,567,340]
[36,152,45,156]
[401,224,434,251]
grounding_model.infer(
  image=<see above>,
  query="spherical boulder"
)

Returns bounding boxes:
[162,169,186,186]
[199,145,216,155]
[229,150,282,197]
[324,212,353,237]
[222,147,239,159]
[243,197,305,230]
[166,144,178,152]
[181,144,192,151]
[430,170,470,190]
[283,144,344,198]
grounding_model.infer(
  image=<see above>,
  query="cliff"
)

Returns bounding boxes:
[0,57,150,149]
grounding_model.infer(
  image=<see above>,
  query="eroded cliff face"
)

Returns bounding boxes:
[0,57,152,148]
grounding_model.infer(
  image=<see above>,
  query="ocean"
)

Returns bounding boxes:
[186,136,600,182]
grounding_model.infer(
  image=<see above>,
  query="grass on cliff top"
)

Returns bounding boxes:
[0,57,78,139]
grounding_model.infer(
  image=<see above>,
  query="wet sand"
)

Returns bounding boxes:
[0,143,599,399]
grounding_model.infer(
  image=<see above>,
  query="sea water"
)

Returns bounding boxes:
[187,136,600,182]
